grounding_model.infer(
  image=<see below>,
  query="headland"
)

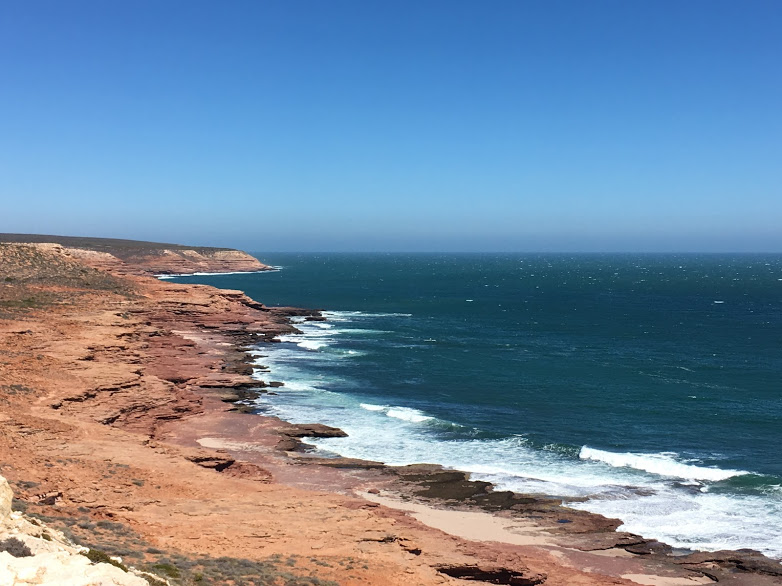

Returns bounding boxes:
[1,235,780,585]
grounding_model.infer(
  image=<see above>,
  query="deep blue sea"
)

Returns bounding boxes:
[165,253,782,558]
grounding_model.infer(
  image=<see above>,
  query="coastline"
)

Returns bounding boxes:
[1,239,780,585]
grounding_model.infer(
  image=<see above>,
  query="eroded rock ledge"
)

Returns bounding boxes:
[2,238,781,586]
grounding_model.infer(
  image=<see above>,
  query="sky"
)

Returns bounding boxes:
[1,0,780,252]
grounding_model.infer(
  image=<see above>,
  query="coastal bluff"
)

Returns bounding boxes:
[1,237,781,586]
[0,234,269,276]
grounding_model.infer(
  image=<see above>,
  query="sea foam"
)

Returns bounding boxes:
[579,447,747,482]
[155,269,279,279]
[360,403,433,423]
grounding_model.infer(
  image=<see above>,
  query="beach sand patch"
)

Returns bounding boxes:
[362,492,556,547]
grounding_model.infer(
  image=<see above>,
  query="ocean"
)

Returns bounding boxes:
[165,253,782,558]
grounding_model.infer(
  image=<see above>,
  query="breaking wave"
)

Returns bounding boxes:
[579,447,748,482]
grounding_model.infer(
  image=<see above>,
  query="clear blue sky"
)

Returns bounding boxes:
[1,0,780,252]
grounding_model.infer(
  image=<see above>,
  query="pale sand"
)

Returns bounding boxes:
[586,547,638,558]
[363,492,556,546]
[620,574,714,586]
[364,493,718,586]
[197,436,267,452]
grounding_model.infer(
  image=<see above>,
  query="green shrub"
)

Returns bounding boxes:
[82,548,128,572]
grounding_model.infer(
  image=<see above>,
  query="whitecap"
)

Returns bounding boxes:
[296,340,329,351]
[386,407,433,423]
[321,310,412,319]
[358,403,433,423]
[155,269,278,279]
[579,447,747,481]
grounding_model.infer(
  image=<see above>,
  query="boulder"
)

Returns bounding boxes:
[434,562,546,585]
[277,423,348,438]
[0,475,12,522]
[675,549,782,576]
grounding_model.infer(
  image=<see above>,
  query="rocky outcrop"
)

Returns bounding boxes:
[123,248,268,276]
[675,549,782,581]
[0,475,150,585]
[434,562,546,585]
[276,423,349,439]
[0,477,12,520]
[0,233,270,276]
[185,451,273,482]
[70,247,269,276]
[275,423,349,452]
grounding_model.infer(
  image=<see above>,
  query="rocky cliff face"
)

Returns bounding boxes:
[69,247,269,276]
[0,475,151,585]
[0,234,270,276]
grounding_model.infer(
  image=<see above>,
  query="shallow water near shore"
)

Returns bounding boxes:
[169,253,782,558]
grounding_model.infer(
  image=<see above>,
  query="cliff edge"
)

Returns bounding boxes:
[0,234,269,276]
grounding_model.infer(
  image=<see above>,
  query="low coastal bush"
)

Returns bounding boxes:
[150,561,181,578]
[23,508,338,585]
[82,548,128,572]
[141,555,339,586]
[0,537,33,557]
[11,498,28,512]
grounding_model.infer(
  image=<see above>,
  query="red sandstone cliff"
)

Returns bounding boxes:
[0,234,270,276]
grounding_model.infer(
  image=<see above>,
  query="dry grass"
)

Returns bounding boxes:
[24,507,338,586]
[0,243,132,317]
[0,234,232,258]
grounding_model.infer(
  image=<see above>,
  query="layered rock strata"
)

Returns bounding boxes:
[1,240,781,586]
[0,234,270,275]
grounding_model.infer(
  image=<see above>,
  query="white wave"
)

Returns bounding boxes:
[338,328,389,335]
[569,486,782,559]
[321,310,412,320]
[276,380,321,392]
[277,315,388,359]
[155,269,278,279]
[279,328,335,341]
[359,403,433,423]
[579,447,747,481]
[386,407,433,423]
[295,340,329,351]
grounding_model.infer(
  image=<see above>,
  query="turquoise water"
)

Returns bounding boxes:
[166,253,782,557]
